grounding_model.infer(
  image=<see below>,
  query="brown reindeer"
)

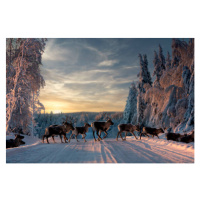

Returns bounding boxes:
[141,127,164,139]
[42,122,74,144]
[166,132,187,141]
[116,124,140,141]
[180,130,194,143]
[91,118,114,141]
[68,123,91,142]
[6,134,25,148]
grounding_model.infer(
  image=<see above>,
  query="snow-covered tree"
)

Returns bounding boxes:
[29,90,45,136]
[79,113,89,125]
[143,54,152,86]
[165,51,171,69]
[123,82,138,123]
[6,38,47,135]
[153,45,166,85]
[153,51,161,85]
[158,44,166,70]
[138,39,194,133]
[137,93,146,124]
[136,54,152,124]
[138,54,152,92]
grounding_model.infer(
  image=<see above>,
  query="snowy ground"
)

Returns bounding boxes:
[6,133,194,163]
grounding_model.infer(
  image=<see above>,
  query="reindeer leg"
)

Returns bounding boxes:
[52,136,56,143]
[68,133,74,143]
[42,135,45,143]
[156,135,160,139]
[46,136,50,144]
[124,132,127,140]
[96,130,102,141]
[140,132,147,140]
[63,134,68,143]
[119,132,124,141]
[131,132,138,140]
[59,135,63,143]
[75,135,79,142]
[142,132,149,139]
[116,131,120,141]
[103,131,108,139]
[145,133,149,138]
[99,130,101,137]
[140,132,142,140]
[83,134,87,142]
[93,130,96,142]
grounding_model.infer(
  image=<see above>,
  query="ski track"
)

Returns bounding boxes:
[6,137,194,163]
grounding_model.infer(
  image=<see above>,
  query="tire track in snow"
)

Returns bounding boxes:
[125,139,194,163]
[6,138,194,163]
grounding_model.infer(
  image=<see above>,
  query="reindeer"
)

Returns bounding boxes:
[116,124,140,141]
[68,123,91,142]
[6,134,25,148]
[42,121,74,144]
[91,118,114,141]
[165,132,187,142]
[141,127,164,139]
[180,130,194,143]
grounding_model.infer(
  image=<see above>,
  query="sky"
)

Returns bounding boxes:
[39,38,172,113]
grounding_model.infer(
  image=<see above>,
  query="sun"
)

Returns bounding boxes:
[53,110,62,114]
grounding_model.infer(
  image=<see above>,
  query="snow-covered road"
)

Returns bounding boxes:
[6,135,194,163]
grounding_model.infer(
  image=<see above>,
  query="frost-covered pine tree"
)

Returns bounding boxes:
[165,51,171,69]
[158,44,166,70]
[137,93,146,124]
[143,54,152,86]
[138,54,152,92]
[137,54,152,124]
[153,45,166,85]
[6,38,46,135]
[153,51,162,84]
[123,82,138,123]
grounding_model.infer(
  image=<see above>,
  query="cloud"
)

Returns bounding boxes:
[39,38,172,113]
[98,59,119,67]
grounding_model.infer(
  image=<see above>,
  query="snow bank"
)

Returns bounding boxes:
[127,134,194,153]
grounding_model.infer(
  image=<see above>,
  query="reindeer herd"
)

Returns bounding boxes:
[42,118,194,144]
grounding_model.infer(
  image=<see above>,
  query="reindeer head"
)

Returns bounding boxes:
[135,124,140,131]
[159,128,164,133]
[107,118,114,125]
[63,121,75,131]
[84,123,91,128]
[14,134,24,140]
[69,123,75,131]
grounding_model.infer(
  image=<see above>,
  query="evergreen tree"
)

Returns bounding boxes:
[138,54,152,92]
[158,44,166,70]
[123,82,138,123]
[165,51,171,69]
[137,54,152,124]
[153,51,162,82]
[153,45,166,84]
[137,93,146,124]
[143,54,152,86]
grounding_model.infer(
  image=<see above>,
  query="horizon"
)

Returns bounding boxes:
[38,110,122,114]
[39,38,174,113]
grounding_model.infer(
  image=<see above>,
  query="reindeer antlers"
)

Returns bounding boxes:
[65,115,78,125]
